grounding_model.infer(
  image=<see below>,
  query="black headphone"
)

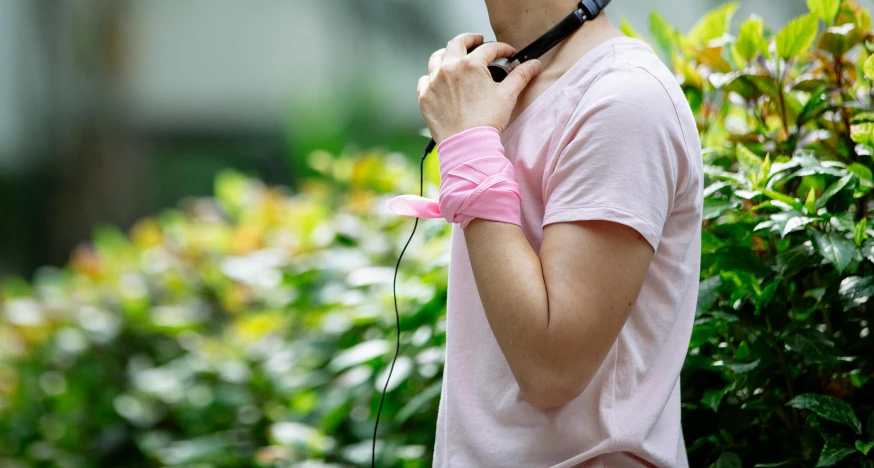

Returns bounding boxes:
[373,1,612,465]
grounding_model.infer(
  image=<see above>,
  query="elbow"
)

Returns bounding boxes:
[517,365,595,410]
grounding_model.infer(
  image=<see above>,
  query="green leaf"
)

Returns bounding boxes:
[649,10,681,58]
[688,2,739,46]
[776,14,820,61]
[395,381,443,423]
[811,231,856,273]
[763,189,803,211]
[856,440,874,456]
[701,388,726,412]
[864,54,874,81]
[851,122,874,147]
[759,154,772,185]
[816,173,855,209]
[839,276,874,307]
[734,16,768,62]
[807,0,841,25]
[854,219,867,246]
[620,19,642,39]
[786,393,862,433]
[848,163,874,195]
[737,144,765,181]
[726,359,761,373]
[816,447,856,467]
[805,188,817,214]
[797,88,832,126]
[711,452,742,468]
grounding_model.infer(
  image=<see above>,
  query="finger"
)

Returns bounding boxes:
[443,33,484,64]
[500,60,542,97]
[428,49,445,79]
[417,75,429,95]
[468,41,516,67]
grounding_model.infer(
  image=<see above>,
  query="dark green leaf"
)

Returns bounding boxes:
[839,276,874,307]
[711,452,742,468]
[726,359,761,373]
[811,231,856,273]
[702,387,727,412]
[787,394,862,433]
[816,174,855,209]
[815,447,856,467]
[856,440,874,456]
[797,88,832,126]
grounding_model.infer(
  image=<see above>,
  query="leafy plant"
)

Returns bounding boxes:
[641,0,874,466]
[0,151,450,467]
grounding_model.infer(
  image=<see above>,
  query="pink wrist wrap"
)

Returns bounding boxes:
[386,126,522,229]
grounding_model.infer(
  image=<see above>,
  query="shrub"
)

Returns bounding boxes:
[3,1,874,467]
[0,151,451,467]
[624,0,874,465]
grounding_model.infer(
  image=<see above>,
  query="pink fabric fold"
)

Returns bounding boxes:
[386,126,522,228]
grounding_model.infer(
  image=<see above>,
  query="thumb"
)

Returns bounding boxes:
[500,60,542,97]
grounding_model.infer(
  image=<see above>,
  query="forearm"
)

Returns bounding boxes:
[462,218,557,405]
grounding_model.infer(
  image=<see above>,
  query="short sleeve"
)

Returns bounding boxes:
[542,65,682,252]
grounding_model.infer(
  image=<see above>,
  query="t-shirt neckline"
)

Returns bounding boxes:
[501,35,650,141]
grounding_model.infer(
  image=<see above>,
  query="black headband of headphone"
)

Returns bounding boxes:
[487,0,613,81]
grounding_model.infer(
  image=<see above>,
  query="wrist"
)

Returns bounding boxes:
[437,126,503,180]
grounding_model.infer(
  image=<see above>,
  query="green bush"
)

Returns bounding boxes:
[0,151,452,467]
[2,1,874,466]
[628,0,874,465]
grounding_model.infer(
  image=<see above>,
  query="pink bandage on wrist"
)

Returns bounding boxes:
[386,126,522,229]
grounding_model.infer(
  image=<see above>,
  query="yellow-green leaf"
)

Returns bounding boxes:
[687,2,739,46]
[734,16,767,63]
[851,122,874,147]
[805,188,817,214]
[649,10,680,57]
[737,144,764,184]
[864,54,874,81]
[807,0,842,25]
[620,18,643,39]
[776,14,820,60]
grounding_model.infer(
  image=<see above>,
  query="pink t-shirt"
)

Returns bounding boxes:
[432,36,703,467]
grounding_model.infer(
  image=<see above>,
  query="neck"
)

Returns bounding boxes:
[484,0,621,70]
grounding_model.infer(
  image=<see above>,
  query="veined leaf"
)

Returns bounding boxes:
[776,14,819,61]
[807,0,841,25]
[687,2,739,46]
[735,16,767,62]
[649,10,680,58]
[816,447,856,467]
[811,231,856,273]
[787,393,862,434]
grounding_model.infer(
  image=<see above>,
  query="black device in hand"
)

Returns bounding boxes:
[372,1,612,466]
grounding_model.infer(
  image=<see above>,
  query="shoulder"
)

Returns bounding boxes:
[582,47,681,120]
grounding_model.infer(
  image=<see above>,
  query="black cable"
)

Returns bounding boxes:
[372,141,433,467]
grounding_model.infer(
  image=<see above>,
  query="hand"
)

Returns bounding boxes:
[417,33,543,145]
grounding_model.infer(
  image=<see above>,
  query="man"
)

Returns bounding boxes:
[407,1,702,466]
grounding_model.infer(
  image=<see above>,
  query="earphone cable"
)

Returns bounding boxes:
[372,142,432,467]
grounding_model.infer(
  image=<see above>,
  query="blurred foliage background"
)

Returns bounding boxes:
[3,0,874,467]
